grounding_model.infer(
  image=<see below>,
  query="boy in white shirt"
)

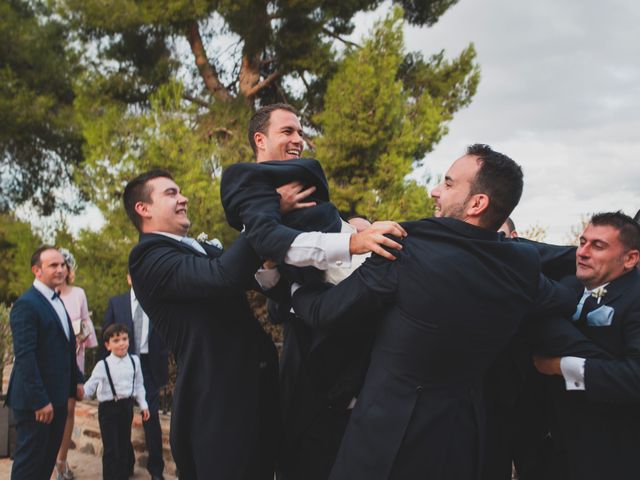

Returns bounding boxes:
[84,323,149,480]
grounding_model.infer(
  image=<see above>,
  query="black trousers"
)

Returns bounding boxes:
[99,398,134,480]
[11,405,67,480]
[125,354,165,477]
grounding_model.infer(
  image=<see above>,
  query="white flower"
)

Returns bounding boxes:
[591,286,608,304]
[196,232,209,243]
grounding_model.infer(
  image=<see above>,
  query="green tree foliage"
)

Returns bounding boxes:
[315,8,478,220]
[0,213,42,303]
[0,0,83,214]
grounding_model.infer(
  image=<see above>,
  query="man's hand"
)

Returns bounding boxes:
[277,181,316,214]
[35,403,54,424]
[262,259,278,269]
[533,355,562,375]
[76,384,84,401]
[349,221,408,261]
[141,409,150,422]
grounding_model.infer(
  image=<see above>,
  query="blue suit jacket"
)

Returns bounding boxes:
[7,286,83,410]
[102,292,169,386]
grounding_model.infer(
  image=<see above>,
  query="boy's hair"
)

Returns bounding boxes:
[103,323,130,343]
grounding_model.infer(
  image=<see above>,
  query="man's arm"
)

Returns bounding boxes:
[129,234,262,300]
[9,300,50,410]
[291,249,399,329]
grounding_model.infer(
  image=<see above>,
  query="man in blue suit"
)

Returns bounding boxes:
[7,246,84,480]
[102,273,169,480]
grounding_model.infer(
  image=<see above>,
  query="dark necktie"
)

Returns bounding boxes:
[51,291,60,301]
[574,293,598,325]
[133,303,144,355]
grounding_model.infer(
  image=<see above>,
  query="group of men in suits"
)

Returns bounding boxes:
[10,103,637,480]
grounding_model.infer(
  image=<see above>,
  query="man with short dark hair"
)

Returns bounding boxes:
[290,145,592,480]
[534,211,640,480]
[7,246,84,480]
[499,217,518,238]
[124,169,282,479]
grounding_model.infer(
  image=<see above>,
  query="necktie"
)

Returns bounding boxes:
[181,236,207,255]
[51,291,60,300]
[133,303,144,355]
[572,290,597,323]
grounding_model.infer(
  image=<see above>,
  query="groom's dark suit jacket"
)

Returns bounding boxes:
[548,269,640,480]
[129,233,281,480]
[292,218,604,480]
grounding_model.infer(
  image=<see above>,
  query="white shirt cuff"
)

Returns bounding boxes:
[255,267,281,290]
[560,356,586,391]
[284,232,352,270]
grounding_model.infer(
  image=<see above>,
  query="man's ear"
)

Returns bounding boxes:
[623,249,640,271]
[134,201,151,220]
[254,131,266,152]
[466,193,490,218]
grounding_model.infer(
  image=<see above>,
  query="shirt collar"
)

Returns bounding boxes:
[33,279,57,300]
[151,231,185,242]
[583,282,609,294]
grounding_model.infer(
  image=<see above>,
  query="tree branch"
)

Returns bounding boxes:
[244,70,282,98]
[183,93,211,108]
[185,21,232,101]
[321,27,360,48]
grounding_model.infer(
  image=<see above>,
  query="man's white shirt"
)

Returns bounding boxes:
[33,279,70,340]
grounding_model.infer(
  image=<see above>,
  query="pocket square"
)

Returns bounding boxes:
[586,305,614,327]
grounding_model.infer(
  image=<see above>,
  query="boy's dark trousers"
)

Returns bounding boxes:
[98,398,134,480]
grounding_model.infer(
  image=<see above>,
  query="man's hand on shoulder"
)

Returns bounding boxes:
[349,221,407,261]
[35,402,54,424]
[278,181,316,214]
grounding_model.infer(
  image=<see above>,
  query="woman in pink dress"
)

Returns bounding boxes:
[55,248,98,480]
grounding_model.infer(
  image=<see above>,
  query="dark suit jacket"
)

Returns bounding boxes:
[550,269,640,479]
[220,158,342,264]
[7,286,83,410]
[292,218,578,480]
[128,233,280,479]
[102,292,169,386]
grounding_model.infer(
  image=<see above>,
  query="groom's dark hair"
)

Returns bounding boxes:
[123,169,174,232]
[466,144,523,231]
[590,211,640,251]
[248,103,299,156]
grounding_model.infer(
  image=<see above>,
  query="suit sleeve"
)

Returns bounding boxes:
[291,249,399,329]
[100,298,116,360]
[9,299,50,409]
[130,234,262,300]
[584,298,640,403]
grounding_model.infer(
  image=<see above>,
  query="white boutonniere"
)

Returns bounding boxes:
[196,232,223,249]
[591,286,608,304]
[196,232,209,243]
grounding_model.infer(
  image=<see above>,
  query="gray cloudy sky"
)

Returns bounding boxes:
[359,0,640,241]
[63,0,639,241]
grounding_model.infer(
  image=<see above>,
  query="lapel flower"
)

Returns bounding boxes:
[591,286,608,304]
[196,232,209,243]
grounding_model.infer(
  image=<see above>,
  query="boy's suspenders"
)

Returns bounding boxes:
[103,354,136,401]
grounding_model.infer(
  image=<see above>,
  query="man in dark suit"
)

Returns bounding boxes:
[291,144,606,480]
[103,273,169,480]
[239,103,410,480]
[7,246,84,480]
[123,169,284,480]
[534,211,640,480]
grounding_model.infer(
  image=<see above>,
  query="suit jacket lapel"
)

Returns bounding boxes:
[30,287,73,343]
[599,269,638,306]
[140,232,209,258]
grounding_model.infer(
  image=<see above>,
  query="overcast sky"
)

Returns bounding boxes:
[368,0,639,241]
[62,0,639,242]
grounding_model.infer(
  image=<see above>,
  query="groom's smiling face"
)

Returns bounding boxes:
[255,109,304,162]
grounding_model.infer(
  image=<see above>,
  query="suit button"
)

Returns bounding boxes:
[335,260,343,266]
[574,381,580,388]
[416,385,423,392]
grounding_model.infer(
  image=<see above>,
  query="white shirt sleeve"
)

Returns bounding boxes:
[133,355,148,410]
[255,267,281,290]
[82,361,105,399]
[560,356,586,390]
[284,231,352,270]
